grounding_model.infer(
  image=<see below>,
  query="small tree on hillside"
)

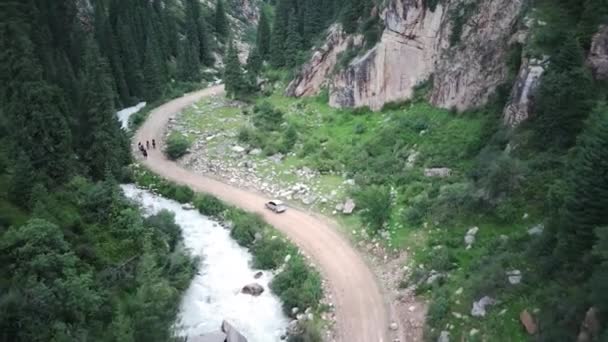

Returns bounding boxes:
[256,9,271,60]
[223,39,245,98]
[214,0,229,40]
[354,185,392,233]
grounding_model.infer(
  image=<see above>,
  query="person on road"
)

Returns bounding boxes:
[152,139,156,149]
[146,140,150,149]
[142,148,148,158]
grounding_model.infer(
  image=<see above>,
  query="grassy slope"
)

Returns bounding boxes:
[174,80,537,340]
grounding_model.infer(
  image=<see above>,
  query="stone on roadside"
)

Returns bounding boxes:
[231,145,245,153]
[249,148,262,156]
[182,203,195,210]
[389,322,398,331]
[254,271,263,279]
[343,198,356,214]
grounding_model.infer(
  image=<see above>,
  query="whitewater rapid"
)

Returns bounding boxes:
[121,184,289,341]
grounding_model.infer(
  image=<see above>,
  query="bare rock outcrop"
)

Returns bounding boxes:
[588,25,608,81]
[503,57,547,127]
[290,0,526,112]
[286,25,361,97]
[430,0,525,111]
[330,1,446,110]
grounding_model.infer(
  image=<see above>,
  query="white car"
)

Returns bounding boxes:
[265,200,287,213]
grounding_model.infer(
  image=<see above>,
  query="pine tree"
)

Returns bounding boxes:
[185,0,213,66]
[269,0,293,67]
[535,34,594,149]
[177,38,201,82]
[553,105,608,269]
[246,47,263,75]
[8,151,36,209]
[284,11,303,67]
[224,40,245,98]
[142,35,163,102]
[256,9,272,60]
[117,17,144,101]
[77,38,130,179]
[214,0,229,40]
[303,0,324,42]
[0,6,75,185]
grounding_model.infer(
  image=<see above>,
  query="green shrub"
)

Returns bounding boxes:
[145,210,182,251]
[271,256,323,315]
[193,194,226,217]
[252,236,294,269]
[427,288,450,327]
[165,134,191,160]
[253,101,284,131]
[237,126,256,144]
[229,211,265,247]
[288,320,323,342]
[281,125,298,152]
[299,138,321,158]
[353,123,366,134]
[354,185,392,233]
[171,184,194,203]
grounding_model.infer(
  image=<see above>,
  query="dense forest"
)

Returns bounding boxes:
[2,0,608,340]
[0,0,230,340]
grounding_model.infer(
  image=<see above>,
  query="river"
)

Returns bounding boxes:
[121,184,289,341]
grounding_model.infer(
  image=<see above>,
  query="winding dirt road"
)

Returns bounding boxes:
[133,86,389,342]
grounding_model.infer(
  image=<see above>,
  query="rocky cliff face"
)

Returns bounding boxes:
[588,25,608,81]
[286,25,361,97]
[502,57,546,127]
[329,1,446,109]
[288,0,526,112]
[429,0,524,111]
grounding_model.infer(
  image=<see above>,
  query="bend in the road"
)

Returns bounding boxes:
[133,85,390,342]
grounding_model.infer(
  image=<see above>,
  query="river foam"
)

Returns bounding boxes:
[121,184,288,341]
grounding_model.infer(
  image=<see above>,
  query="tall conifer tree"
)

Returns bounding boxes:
[256,9,272,60]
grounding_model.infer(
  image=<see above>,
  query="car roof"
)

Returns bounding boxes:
[269,199,284,205]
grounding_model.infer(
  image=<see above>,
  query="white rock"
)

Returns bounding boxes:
[343,198,356,214]
[471,296,496,317]
[506,269,522,285]
[528,224,544,236]
[424,168,452,178]
[464,226,479,249]
[231,145,246,153]
[389,322,398,331]
[438,331,450,342]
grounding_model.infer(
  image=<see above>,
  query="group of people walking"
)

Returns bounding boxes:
[138,139,156,158]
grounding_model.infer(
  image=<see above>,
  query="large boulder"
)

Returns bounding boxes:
[520,309,537,335]
[471,296,496,317]
[222,320,249,342]
[241,283,264,296]
[577,307,600,342]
